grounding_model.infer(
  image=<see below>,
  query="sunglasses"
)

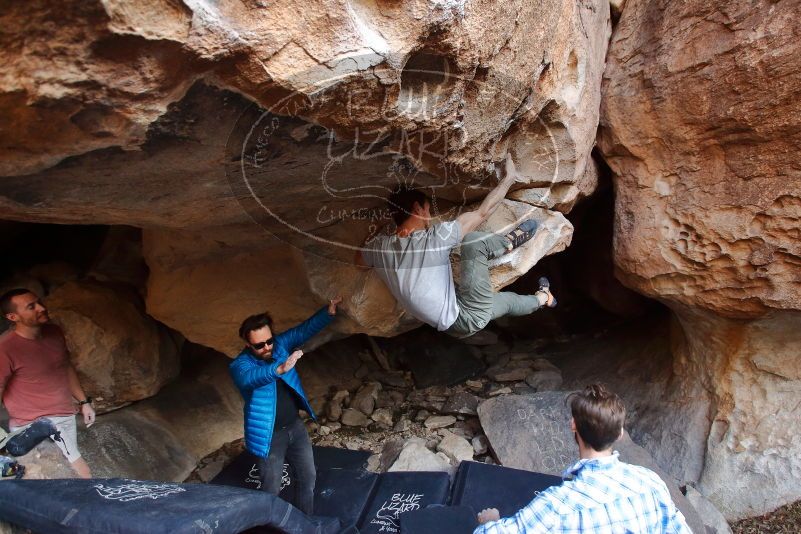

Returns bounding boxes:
[250,338,274,351]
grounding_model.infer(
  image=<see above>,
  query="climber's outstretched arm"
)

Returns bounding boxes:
[456,153,520,237]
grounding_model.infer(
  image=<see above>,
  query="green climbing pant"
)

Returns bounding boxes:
[446,231,542,338]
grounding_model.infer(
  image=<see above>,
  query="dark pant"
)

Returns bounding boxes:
[257,418,316,515]
[447,231,542,337]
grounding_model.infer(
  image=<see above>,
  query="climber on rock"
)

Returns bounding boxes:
[229,296,341,515]
[355,154,556,338]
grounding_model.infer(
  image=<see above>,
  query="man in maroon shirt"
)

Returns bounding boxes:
[0,288,95,478]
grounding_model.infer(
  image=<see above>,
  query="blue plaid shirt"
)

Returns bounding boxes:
[473,452,692,534]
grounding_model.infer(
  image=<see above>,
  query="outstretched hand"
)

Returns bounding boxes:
[328,295,343,315]
[277,349,303,375]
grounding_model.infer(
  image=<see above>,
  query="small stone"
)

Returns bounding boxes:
[513,382,536,395]
[372,370,408,388]
[424,415,457,430]
[327,390,349,421]
[375,391,393,409]
[452,420,478,440]
[442,391,479,416]
[341,408,371,427]
[465,379,483,390]
[389,438,452,474]
[388,390,406,405]
[472,435,489,455]
[318,425,332,436]
[351,382,382,416]
[509,352,532,361]
[437,430,474,464]
[367,453,381,473]
[327,422,341,432]
[414,409,431,422]
[487,385,512,396]
[486,366,530,382]
[393,418,412,432]
[371,407,394,426]
[379,439,407,472]
[525,369,563,391]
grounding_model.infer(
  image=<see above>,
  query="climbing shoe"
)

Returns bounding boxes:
[536,276,557,308]
[505,219,538,250]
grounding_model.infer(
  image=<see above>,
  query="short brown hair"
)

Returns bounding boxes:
[1,288,33,316]
[567,384,625,451]
[238,312,274,342]
[387,186,431,227]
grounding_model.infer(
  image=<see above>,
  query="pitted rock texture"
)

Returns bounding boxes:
[599,0,801,519]
[1,0,610,340]
[599,0,801,318]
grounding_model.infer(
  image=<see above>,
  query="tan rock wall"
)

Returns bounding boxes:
[599,0,801,518]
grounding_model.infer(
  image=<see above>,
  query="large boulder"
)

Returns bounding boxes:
[1,0,611,338]
[599,0,801,519]
[46,280,181,412]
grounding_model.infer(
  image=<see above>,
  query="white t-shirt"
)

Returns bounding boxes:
[362,221,461,331]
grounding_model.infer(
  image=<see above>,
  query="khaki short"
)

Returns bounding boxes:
[11,414,82,463]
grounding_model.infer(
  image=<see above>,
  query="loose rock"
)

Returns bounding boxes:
[441,391,479,416]
[525,369,563,391]
[437,431,474,465]
[424,415,457,430]
[351,382,382,416]
[340,408,371,427]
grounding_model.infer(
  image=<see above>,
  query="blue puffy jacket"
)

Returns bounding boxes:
[229,307,333,458]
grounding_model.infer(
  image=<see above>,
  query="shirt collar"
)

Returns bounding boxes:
[562,451,620,479]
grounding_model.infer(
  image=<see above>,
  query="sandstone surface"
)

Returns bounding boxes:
[1,0,611,340]
[599,0,801,518]
[47,280,182,412]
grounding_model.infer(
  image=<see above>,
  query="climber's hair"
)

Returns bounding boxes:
[567,383,625,452]
[238,312,274,342]
[387,185,431,227]
[1,288,34,316]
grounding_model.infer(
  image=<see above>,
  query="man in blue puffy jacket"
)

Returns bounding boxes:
[230,296,341,514]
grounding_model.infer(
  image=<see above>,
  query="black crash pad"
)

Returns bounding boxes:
[357,471,451,534]
[210,446,372,491]
[450,461,562,518]
[400,505,478,534]
[0,478,339,534]
[313,468,379,529]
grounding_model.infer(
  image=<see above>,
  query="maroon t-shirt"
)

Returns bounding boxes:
[0,324,76,427]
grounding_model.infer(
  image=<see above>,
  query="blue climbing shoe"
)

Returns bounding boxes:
[505,219,538,250]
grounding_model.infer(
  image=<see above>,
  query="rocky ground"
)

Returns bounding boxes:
[184,315,734,533]
[732,501,801,534]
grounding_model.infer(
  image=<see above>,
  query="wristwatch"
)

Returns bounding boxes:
[78,397,93,406]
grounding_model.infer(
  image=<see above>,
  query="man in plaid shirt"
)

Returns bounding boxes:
[474,384,692,533]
